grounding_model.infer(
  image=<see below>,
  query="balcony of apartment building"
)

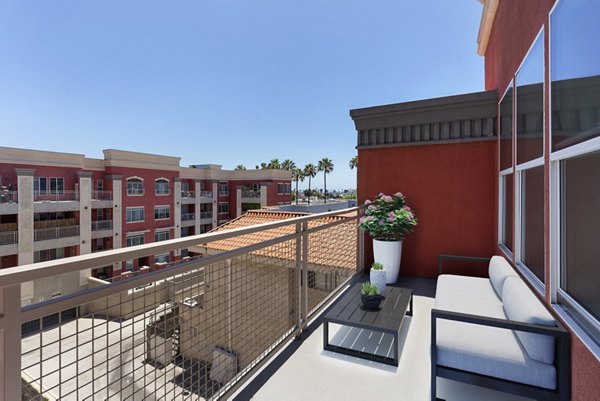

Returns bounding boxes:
[91,190,113,209]
[91,219,113,239]
[0,220,18,257]
[1,201,568,401]
[33,216,81,251]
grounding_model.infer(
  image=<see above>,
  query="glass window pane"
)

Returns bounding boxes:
[516,33,544,164]
[561,150,600,321]
[500,86,513,170]
[551,0,600,151]
[521,166,545,282]
[502,173,514,251]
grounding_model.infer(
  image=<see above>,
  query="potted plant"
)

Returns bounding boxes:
[359,192,417,284]
[369,262,386,296]
[360,282,381,310]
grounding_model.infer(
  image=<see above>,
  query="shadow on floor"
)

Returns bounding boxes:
[233,274,436,401]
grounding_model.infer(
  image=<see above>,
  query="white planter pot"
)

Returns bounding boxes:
[369,268,387,296]
[373,238,402,284]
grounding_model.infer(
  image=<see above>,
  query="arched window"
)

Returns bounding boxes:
[155,178,170,195]
[126,177,144,196]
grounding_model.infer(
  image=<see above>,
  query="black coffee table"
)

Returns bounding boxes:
[322,282,413,366]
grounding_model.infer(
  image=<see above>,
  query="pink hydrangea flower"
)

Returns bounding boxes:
[378,220,385,226]
[364,199,371,205]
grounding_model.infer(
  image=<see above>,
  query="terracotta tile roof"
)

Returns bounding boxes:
[197,210,357,270]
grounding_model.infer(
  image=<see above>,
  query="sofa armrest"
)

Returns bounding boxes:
[438,254,491,275]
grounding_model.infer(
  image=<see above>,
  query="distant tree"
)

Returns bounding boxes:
[303,163,318,205]
[318,158,334,203]
[349,156,358,170]
[268,159,281,169]
[291,168,305,205]
[234,165,247,171]
[260,162,268,169]
[281,159,295,171]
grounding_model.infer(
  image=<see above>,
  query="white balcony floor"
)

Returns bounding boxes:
[234,287,534,401]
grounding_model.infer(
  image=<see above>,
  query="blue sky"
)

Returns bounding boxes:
[0,1,484,190]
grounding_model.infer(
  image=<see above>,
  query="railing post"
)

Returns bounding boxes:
[0,284,22,401]
[295,222,302,338]
[301,221,309,331]
[357,207,365,274]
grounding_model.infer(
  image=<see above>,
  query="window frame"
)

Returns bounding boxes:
[548,0,600,357]
[154,205,170,220]
[154,178,170,196]
[34,177,48,195]
[513,27,546,294]
[126,177,144,196]
[154,229,170,242]
[218,181,229,196]
[498,82,515,259]
[49,177,64,195]
[126,207,144,223]
[218,202,229,214]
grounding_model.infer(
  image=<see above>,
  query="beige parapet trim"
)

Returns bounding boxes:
[83,157,105,171]
[179,166,291,181]
[477,0,499,56]
[103,149,181,171]
[0,146,85,169]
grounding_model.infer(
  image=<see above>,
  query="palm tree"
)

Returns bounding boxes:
[268,159,281,169]
[234,164,247,171]
[318,158,334,203]
[281,159,295,171]
[291,168,305,205]
[349,156,358,170]
[303,163,317,205]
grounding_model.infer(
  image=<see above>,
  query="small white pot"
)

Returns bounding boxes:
[373,238,402,284]
[369,268,387,296]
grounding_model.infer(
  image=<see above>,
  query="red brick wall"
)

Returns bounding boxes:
[358,141,497,278]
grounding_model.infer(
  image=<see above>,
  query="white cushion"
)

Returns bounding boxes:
[488,256,517,299]
[435,275,504,319]
[436,320,557,389]
[502,276,557,364]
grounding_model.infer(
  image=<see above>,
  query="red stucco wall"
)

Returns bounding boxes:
[358,141,497,278]
[484,0,555,94]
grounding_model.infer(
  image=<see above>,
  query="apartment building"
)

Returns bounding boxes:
[0,146,291,305]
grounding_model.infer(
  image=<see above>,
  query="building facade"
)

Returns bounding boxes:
[352,0,600,399]
[0,147,291,305]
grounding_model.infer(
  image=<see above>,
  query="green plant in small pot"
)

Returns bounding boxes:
[361,281,382,310]
[369,262,386,296]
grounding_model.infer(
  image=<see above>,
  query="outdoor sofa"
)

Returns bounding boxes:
[431,255,570,401]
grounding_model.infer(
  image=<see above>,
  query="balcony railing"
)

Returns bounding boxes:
[33,190,78,202]
[0,191,17,204]
[181,190,195,199]
[241,189,261,198]
[33,225,80,241]
[200,190,213,198]
[0,230,18,245]
[181,212,195,221]
[200,211,213,219]
[126,188,145,196]
[91,220,113,231]
[0,207,361,400]
[92,190,113,201]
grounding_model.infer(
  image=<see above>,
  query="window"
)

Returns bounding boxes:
[181,182,189,193]
[97,209,104,220]
[154,205,170,220]
[154,230,169,242]
[126,207,144,223]
[96,180,104,191]
[126,234,144,247]
[49,177,64,194]
[34,248,64,263]
[515,30,545,286]
[499,85,514,255]
[277,183,290,194]
[155,253,169,264]
[219,181,229,196]
[126,177,144,196]
[218,202,229,214]
[34,177,47,195]
[550,0,600,349]
[155,178,169,195]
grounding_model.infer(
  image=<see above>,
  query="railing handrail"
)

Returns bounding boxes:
[91,220,113,230]
[0,206,362,287]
